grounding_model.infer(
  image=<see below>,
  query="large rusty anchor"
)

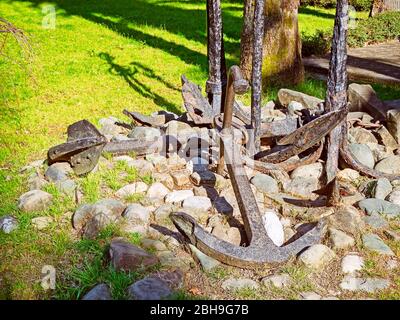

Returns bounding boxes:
[170,66,326,268]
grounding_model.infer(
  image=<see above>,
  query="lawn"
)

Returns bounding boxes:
[1,0,400,299]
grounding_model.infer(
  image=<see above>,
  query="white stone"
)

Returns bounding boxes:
[146,182,170,199]
[337,169,360,183]
[122,204,151,224]
[115,182,148,198]
[386,190,400,206]
[341,254,364,274]
[290,162,324,180]
[262,274,292,289]
[113,155,135,163]
[299,244,336,270]
[262,211,284,246]
[329,228,355,250]
[182,196,212,212]
[165,190,194,204]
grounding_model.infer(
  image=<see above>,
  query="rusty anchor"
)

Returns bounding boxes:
[170,66,326,268]
[48,119,160,175]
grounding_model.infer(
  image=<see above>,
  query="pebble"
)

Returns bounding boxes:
[0,215,18,234]
[262,274,292,289]
[165,190,194,204]
[341,254,364,274]
[262,210,284,246]
[298,244,336,270]
[329,228,355,250]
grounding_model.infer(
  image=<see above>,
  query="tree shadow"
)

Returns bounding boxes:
[98,52,182,114]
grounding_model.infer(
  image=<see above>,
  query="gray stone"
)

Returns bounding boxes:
[111,134,130,142]
[113,155,135,163]
[141,239,167,252]
[115,182,148,198]
[348,143,375,169]
[290,162,324,180]
[157,251,193,270]
[182,196,212,212]
[189,244,220,271]
[221,278,259,291]
[300,292,321,300]
[375,155,400,174]
[56,179,76,196]
[376,126,398,149]
[193,186,218,201]
[146,182,170,199]
[349,127,378,145]
[82,283,112,300]
[283,177,319,198]
[362,233,394,255]
[250,174,279,194]
[261,108,286,122]
[262,274,292,289]
[329,228,355,250]
[28,174,48,191]
[170,170,190,187]
[287,101,304,114]
[358,198,400,218]
[153,204,176,223]
[128,126,161,142]
[363,212,389,230]
[164,120,197,144]
[387,109,400,144]
[123,204,151,225]
[348,83,387,120]
[0,215,18,234]
[153,172,174,190]
[165,190,194,204]
[32,216,53,230]
[45,162,73,182]
[386,190,400,206]
[299,244,336,270]
[278,89,323,113]
[341,254,364,274]
[371,178,392,200]
[340,275,390,293]
[128,277,172,300]
[17,190,53,212]
[190,171,216,187]
[328,206,365,235]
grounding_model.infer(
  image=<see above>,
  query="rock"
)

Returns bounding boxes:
[386,259,399,270]
[262,210,284,246]
[166,153,187,170]
[141,239,167,252]
[376,126,398,149]
[190,171,216,187]
[170,170,190,187]
[56,179,76,196]
[153,204,176,223]
[146,182,169,200]
[108,238,158,271]
[189,244,220,271]
[349,127,378,145]
[157,251,193,270]
[299,244,336,270]
[363,212,389,230]
[329,228,355,250]
[340,275,390,293]
[362,233,394,255]
[367,143,394,163]
[358,198,400,218]
[123,204,151,225]
[337,168,360,183]
[17,190,53,212]
[146,154,168,172]
[348,143,375,169]
[126,159,154,176]
[45,162,73,182]
[128,277,172,300]
[165,190,194,204]
[32,216,53,230]
[221,278,259,291]
[28,174,48,191]
[262,274,292,289]
[213,197,234,215]
[278,89,323,113]
[383,229,400,242]
[186,157,208,174]
[261,108,286,122]
[164,120,197,144]
[113,155,135,163]
[300,292,321,300]
[250,174,279,194]
[182,196,212,212]
[115,182,148,199]
[0,215,18,234]
[287,101,304,114]
[283,177,319,198]
[375,155,400,174]
[348,83,387,120]
[193,186,218,201]
[153,172,174,190]
[128,126,161,142]
[387,109,400,144]
[341,254,364,274]
[290,162,324,180]
[372,178,392,200]
[328,205,365,236]
[386,190,400,205]
[82,283,112,300]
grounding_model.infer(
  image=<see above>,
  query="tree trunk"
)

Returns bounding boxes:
[262,0,304,86]
[240,0,255,80]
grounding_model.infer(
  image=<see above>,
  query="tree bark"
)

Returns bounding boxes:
[240,0,255,81]
[370,0,388,17]
[262,0,304,86]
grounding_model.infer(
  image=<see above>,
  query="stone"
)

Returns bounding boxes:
[56,179,76,196]
[262,274,292,289]
[329,228,355,250]
[284,227,296,242]
[146,154,168,172]
[128,126,161,142]
[261,108,286,122]
[340,275,390,293]
[278,89,323,113]
[363,212,389,230]
[375,155,400,174]
[32,216,53,230]
[358,198,400,218]
[141,239,167,252]
[189,244,220,271]
[372,178,392,200]
[108,238,158,271]
[250,174,279,194]
[157,251,193,270]
[45,162,73,182]
[283,177,319,198]
[387,109,400,144]
[153,204,175,223]
[262,210,284,246]
[376,126,398,149]
[28,175,48,191]
[337,168,360,183]
[348,143,375,169]
[348,83,387,120]
[341,254,364,274]
[126,159,154,176]
[300,292,321,300]
[115,182,148,199]
[165,190,194,204]
[164,120,197,144]
[170,170,190,187]
[182,196,212,212]
[386,190,400,206]
[113,155,135,163]
[153,172,174,190]
[123,204,151,225]
[362,233,394,255]
[82,283,112,300]
[186,157,208,174]
[368,143,394,162]
[213,197,234,215]
[299,244,336,270]
[0,215,18,234]
[290,162,324,180]
[349,127,378,145]
[221,278,259,291]
[17,190,53,212]
[193,186,218,201]
[386,259,398,270]
[287,101,304,114]
[146,182,170,200]
[383,229,400,242]
[128,277,172,300]
[328,206,365,235]
[190,171,216,187]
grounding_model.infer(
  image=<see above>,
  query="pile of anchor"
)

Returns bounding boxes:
[47,1,394,268]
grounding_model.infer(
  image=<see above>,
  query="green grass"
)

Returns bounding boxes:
[0,0,400,299]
